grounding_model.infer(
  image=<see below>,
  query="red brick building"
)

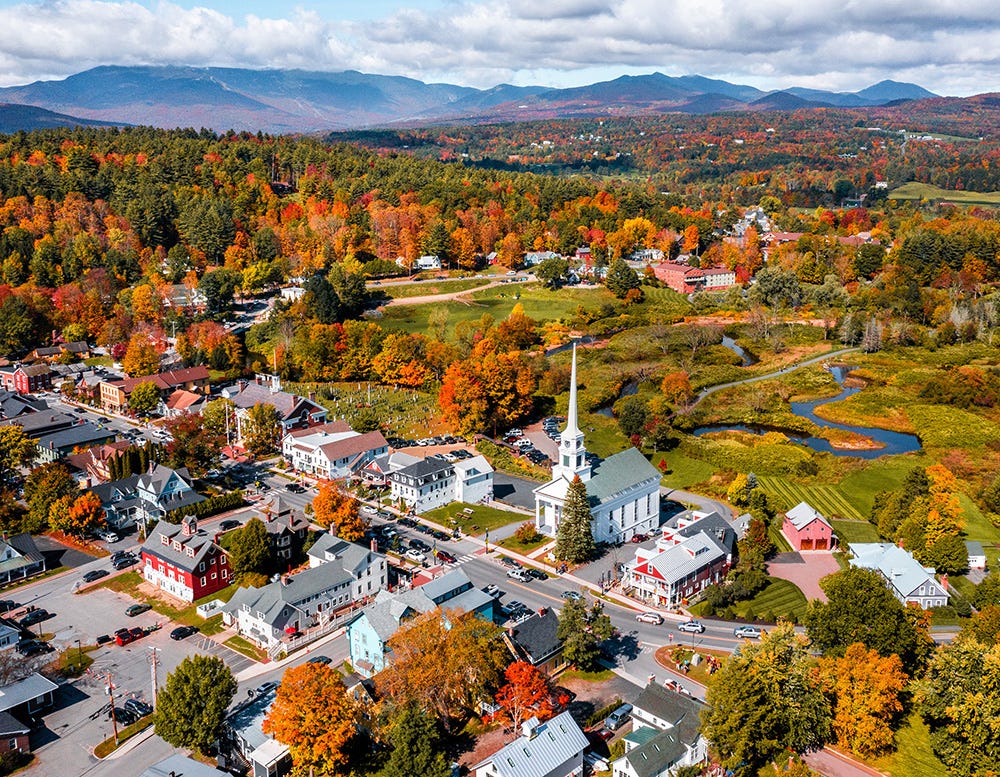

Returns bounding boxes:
[140,516,231,602]
[0,365,52,394]
[653,261,737,294]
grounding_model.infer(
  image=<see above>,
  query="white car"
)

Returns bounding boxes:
[677,620,706,634]
[635,612,663,625]
[734,625,763,639]
[98,530,121,543]
[404,549,426,564]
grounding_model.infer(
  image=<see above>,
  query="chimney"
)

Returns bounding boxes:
[308,391,316,402]
[370,539,378,553]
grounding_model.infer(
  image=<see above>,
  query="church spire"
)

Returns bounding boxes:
[557,341,591,482]
[564,342,580,438]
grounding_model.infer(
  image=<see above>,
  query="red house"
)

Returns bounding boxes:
[781,502,835,551]
[140,516,230,602]
[0,364,52,394]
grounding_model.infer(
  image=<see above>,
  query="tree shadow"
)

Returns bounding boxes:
[604,631,640,662]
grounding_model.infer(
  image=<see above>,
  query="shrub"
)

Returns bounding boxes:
[166,492,245,523]
[513,522,542,544]
[586,697,624,728]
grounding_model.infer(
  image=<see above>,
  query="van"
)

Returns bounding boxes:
[604,703,633,731]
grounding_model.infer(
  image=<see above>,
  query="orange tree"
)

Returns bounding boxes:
[263,663,357,777]
[312,480,366,541]
[494,661,563,731]
[376,609,508,733]
[817,642,908,758]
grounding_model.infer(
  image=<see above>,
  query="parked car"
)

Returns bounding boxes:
[16,640,53,657]
[525,568,548,581]
[408,538,430,553]
[111,707,137,726]
[125,603,152,617]
[678,620,706,634]
[307,655,332,665]
[506,568,531,582]
[594,727,615,742]
[561,590,583,601]
[18,609,51,628]
[0,600,17,612]
[115,627,145,646]
[635,612,663,625]
[630,533,649,543]
[123,698,153,719]
[98,530,121,543]
[734,625,763,639]
[285,483,306,493]
[405,549,427,564]
[82,569,109,583]
[498,556,521,569]
[484,584,502,598]
[169,625,198,640]
[113,554,139,570]
[604,703,634,731]
[254,681,278,696]
[219,519,241,531]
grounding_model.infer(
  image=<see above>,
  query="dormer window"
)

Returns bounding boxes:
[186,547,195,558]
[173,541,182,551]
[161,535,169,546]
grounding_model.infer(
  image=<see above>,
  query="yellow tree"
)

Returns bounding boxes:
[131,284,163,323]
[682,224,700,254]
[925,463,963,547]
[122,331,161,377]
[262,663,357,777]
[312,481,366,541]
[817,642,908,758]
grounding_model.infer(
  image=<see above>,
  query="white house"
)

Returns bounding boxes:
[967,541,987,571]
[307,532,388,601]
[534,345,660,544]
[473,712,589,777]
[389,457,455,512]
[613,683,709,777]
[850,543,950,609]
[282,422,389,480]
[454,455,494,504]
[416,255,442,270]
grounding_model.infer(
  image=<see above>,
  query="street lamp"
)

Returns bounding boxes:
[75,639,82,669]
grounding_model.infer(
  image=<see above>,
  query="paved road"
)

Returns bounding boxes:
[693,347,860,406]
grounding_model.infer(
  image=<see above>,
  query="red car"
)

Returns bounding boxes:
[435,550,456,564]
[115,627,145,646]
[630,533,649,543]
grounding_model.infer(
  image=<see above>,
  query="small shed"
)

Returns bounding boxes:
[966,540,987,570]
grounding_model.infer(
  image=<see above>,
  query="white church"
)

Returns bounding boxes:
[534,345,662,545]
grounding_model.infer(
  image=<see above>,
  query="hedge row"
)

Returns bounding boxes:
[166,492,245,523]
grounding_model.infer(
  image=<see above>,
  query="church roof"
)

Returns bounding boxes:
[586,447,660,503]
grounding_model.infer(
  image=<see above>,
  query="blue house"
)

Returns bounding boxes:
[347,569,494,677]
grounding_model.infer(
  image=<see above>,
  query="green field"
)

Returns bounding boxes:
[757,475,865,520]
[872,712,947,777]
[421,502,527,536]
[732,579,808,622]
[890,181,1000,206]
[380,277,492,299]
[830,518,881,546]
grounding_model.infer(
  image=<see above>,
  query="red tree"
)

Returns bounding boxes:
[493,661,565,731]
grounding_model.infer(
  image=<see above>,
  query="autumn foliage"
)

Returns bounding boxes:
[312,480,366,541]
[263,662,357,777]
[493,661,567,730]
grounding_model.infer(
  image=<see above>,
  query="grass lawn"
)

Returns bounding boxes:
[90,572,238,631]
[958,492,1000,545]
[224,634,268,662]
[768,524,793,553]
[654,645,725,687]
[830,518,881,546]
[382,278,492,299]
[757,476,866,520]
[498,532,551,554]
[93,715,154,757]
[421,503,527,536]
[48,643,100,678]
[654,450,718,490]
[890,182,1000,206]
[872,712,947,777]
[732,578,808,622]
[836,454,931,516]
[559,667,615,683]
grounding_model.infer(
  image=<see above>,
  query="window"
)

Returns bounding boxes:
[200,576,206,586]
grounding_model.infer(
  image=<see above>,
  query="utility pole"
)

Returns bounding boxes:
[149,647,159,707]
[106,672,119,743]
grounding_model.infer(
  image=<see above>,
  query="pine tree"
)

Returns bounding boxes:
[382,705,450,777]
[554,475,595,563]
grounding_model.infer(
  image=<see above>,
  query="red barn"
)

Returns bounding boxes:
[781,502,835,551]
[140,516,230,602]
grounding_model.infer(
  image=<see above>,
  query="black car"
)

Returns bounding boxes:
[113,554,139,570]
[16,640,52,657]
[0,600,19,612]
[170,625,198,640]
[110,549,131,563]
[219,519,241,531]
[18,609,50,628]
[285,483,306,493]
[398,517,417,528]
[110,707,137,726]
[415,523,432,534]
[82,569,109,583]
[123,698,153,719]
[307,655,332,665]
[525,568,548,581]
[430,530,450,542]
[408,538,430,553]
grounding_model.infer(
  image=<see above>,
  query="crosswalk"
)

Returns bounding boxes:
[439,553,478,567]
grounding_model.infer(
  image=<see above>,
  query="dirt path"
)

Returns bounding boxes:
[383,277,534,307]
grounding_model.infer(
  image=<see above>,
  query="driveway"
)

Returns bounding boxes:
[492,473,539,510]
[767,551,841,602]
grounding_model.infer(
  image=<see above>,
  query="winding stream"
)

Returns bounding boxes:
[693,365,922,459]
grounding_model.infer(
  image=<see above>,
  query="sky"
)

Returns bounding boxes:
[0,0,996,95]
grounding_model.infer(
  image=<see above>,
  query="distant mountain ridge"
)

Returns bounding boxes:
[0,66,944,133]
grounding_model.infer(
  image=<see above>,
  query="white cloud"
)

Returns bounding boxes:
[0,0,994,95]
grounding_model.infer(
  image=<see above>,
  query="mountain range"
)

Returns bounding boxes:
[0,66,942,133]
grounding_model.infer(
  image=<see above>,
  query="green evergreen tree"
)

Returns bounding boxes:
[554,475,595,563]
[604,258,640,299]
[226,517,272,579]
[381,705,450,777]
[154,655,236,754]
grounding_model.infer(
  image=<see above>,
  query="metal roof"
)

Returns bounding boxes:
[473,710,588,777]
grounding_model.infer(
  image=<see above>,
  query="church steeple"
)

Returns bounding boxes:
[556,343,591,481]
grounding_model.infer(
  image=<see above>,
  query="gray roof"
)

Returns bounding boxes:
[850,543,948,601]
[141,519,222,574]
[1,410,75,437]
[307,533,381,575]
[624,727,691,777]
[509,609,562,665]
[634,531,727,586]
[139,755,222,777]
[586,447,660,504]
[966,540,985,556]
[5,533,44,565]
[420,568,474,603]
[0,711,28,736]
[785,501,831,531]
[0,673,58,714]
[225,563,353,629]
[226,688,277,751]
[36,422,115,452]
[390,456,454,482]
[632,681,706,729]
[474,710,588,777]
[663,510,738,557]
[231,382,323,422]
